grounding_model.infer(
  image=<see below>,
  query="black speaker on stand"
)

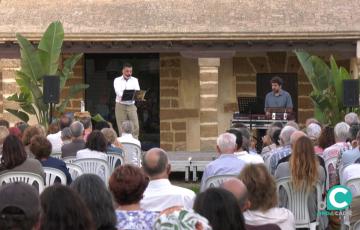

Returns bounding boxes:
[343,79,359,111]
[43,75,60,124]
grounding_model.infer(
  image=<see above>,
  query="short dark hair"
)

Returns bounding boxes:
[109,165,149,205]
[79,117,92,129]
[0,135,27,170]
[349,123,360,141]
[22,126,44,146]
[142,149,168,177]
[85,130,107,152]
[122,63,132,69]
[270,76,283,86]
[227,129,243,151]
[71,174,116,229]
[318,126,335,149]
[193,188,245,230]
[30,135,52,159]
[60,115,72,130]
[0,119,10,128]
[40,185,95,230]
[0,206,38,230]
[271,129,281,146]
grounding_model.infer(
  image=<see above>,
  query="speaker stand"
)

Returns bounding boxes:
[49,103,53,124]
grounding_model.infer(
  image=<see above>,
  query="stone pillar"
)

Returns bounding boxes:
[198,58,220,151]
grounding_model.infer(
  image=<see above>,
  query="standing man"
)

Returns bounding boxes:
[265,76,293,116]
[114,63,140,138]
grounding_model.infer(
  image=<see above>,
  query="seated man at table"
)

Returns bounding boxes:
[265,76,293,116]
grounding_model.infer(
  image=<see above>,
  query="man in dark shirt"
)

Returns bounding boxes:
[61,121,86,158]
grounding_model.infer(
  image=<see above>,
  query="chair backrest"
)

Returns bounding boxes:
[276,177,322,229]
[325,156,338,191]
[66,163,84,180]
[121,142,142,166]
[107,153,124,173]
[345,177,360,197]
[43,167,67,186]
[353,219,360,230]
[50,152,62,159]
[73,158,110,183]
[204,174,237,190]
[0,171,45,193]
[62,156,76,164]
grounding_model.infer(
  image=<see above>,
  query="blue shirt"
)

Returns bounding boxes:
[341,147,360,168]
[107,145,124,158]
[40,157,72,185]
[200,154,246,191]
[268,145,292,175]
[265,89,293,109]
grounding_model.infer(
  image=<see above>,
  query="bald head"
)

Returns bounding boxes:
[142,148,169,179]
[290,131,306,146]
[222,178,249,211]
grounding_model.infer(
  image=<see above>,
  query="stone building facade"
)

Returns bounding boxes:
[0,0,359,151]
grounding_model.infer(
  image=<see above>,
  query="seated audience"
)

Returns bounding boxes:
[39,185,95,230]
[0,126,9,154]
[8,126,21,140]
[141,148,196,211]
[30,135,72,185]
[201,133,246,191]
[349,123,360,148]
[306,123,322,152]
[344,112,359,126]
[60,127,73,145]
[76,130,107,161]
[154,207,211,230]
[239,164,295,229]
[47,115,72,153]
[61,121,86,158]
[340,130,360,169]
[323,122,351,188]
[316,125,335,155]
[22,125,46,158]
[222,178,281,230]
[109,165,158,229]
[275,136,325,222]
[0,182,40,230]
[286,121,299,130]
[261,125,281,156]
[15,121,29,136]
[0,135,44,179]
[71,174,116,230]
[305,118,321,128]
[266,126,297,175]
[117,120,141,146]
[47,122,60,135]
[79,116,92,141]
[228,129,264,164]
[101,128,124,156]
[194,187,246,230]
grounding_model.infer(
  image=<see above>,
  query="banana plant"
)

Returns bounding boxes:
[6,21,89,128]
[295,50,353,126]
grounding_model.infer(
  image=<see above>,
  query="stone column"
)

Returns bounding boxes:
[198,58,220,151]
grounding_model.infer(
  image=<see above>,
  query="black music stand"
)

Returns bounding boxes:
[237,97,264,130]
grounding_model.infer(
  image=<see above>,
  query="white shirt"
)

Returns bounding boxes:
[342,164,360,186]
[118,133,141,147]
[140,179,196,212]
[76,148,107,161]
[47,131,62,153]
[113,75,140,104]
[235,151,264,164]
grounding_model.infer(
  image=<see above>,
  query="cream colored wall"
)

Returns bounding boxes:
[218,58,236,134]
[180,57,200,151]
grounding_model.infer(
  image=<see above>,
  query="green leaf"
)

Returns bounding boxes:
[16,33,44,81]
[56,83,89,113]
[5,109,29,122]
[59,53,83,89]
[92,114,106,123]
[38,21,64,75]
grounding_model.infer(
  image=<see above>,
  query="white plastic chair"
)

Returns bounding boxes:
[73,158,110,184]
[203,174,237,190]
[50,152,62,159]
[66,163,83,180]
[276,177,322,230]
[62,156,76,164]
[121,142,142,166]
[107,153,124,173]
[325,155,338,190]
[353,219,360,230]
[345,177,360,197]
[0,171,45,193]
[43,167,67,186]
